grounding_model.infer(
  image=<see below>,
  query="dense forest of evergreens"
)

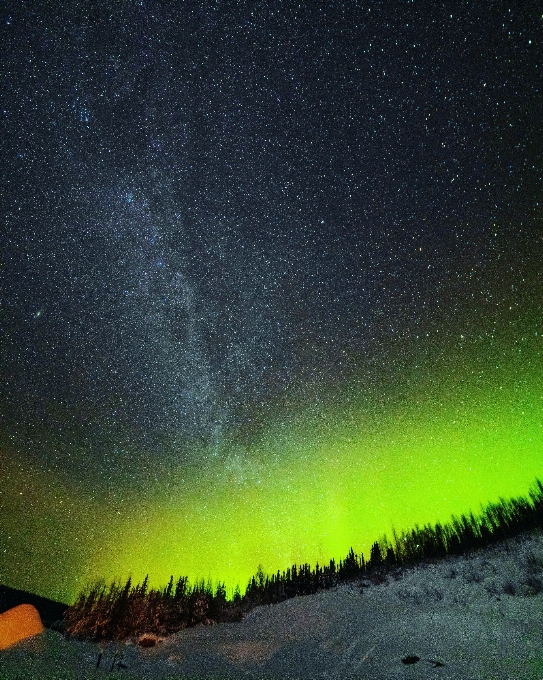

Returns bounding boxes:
[64,477,543,642]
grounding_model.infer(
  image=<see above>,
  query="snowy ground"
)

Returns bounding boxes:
[1,530,542,679]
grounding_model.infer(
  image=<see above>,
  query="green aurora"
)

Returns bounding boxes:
[2,316,542,605]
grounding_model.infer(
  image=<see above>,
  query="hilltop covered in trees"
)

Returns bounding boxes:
[64,478,543,642]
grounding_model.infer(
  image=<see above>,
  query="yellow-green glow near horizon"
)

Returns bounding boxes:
[84,333,543,600]
[2,328,541,605]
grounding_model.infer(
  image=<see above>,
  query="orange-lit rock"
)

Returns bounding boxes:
[0,604,45,650]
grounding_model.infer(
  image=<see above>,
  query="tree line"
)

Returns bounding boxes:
[64,477,543,641]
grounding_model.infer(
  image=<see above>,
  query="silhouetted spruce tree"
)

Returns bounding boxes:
[530,479,543,523]
[138,575,149,598]
[433,522,447,558]
[323,557,338,589]
[368,541,383,568]
[208,582,227,621]
[385,546,396,567]
[107,577,132,639]
[164,575,174,598]
[314,562,325,591]
[174,576,188,601]
[305,563,314,594]
[340,547,360,580]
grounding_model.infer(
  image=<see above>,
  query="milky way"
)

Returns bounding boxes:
[1,1,542,602]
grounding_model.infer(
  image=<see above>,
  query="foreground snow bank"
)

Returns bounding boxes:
[1,529,542,679]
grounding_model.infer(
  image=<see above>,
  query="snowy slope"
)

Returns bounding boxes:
[1,529,542,679]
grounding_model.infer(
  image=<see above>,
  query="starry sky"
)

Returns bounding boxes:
[1,1,542,603]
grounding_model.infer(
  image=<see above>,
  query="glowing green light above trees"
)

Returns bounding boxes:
[84,328,542,599]
[3,322,541,605]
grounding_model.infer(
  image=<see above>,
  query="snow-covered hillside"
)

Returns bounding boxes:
[1,529,542,679]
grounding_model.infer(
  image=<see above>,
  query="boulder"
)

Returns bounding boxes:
[0,604,45,650]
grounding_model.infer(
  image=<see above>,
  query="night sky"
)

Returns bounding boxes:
[1,1,542,604]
